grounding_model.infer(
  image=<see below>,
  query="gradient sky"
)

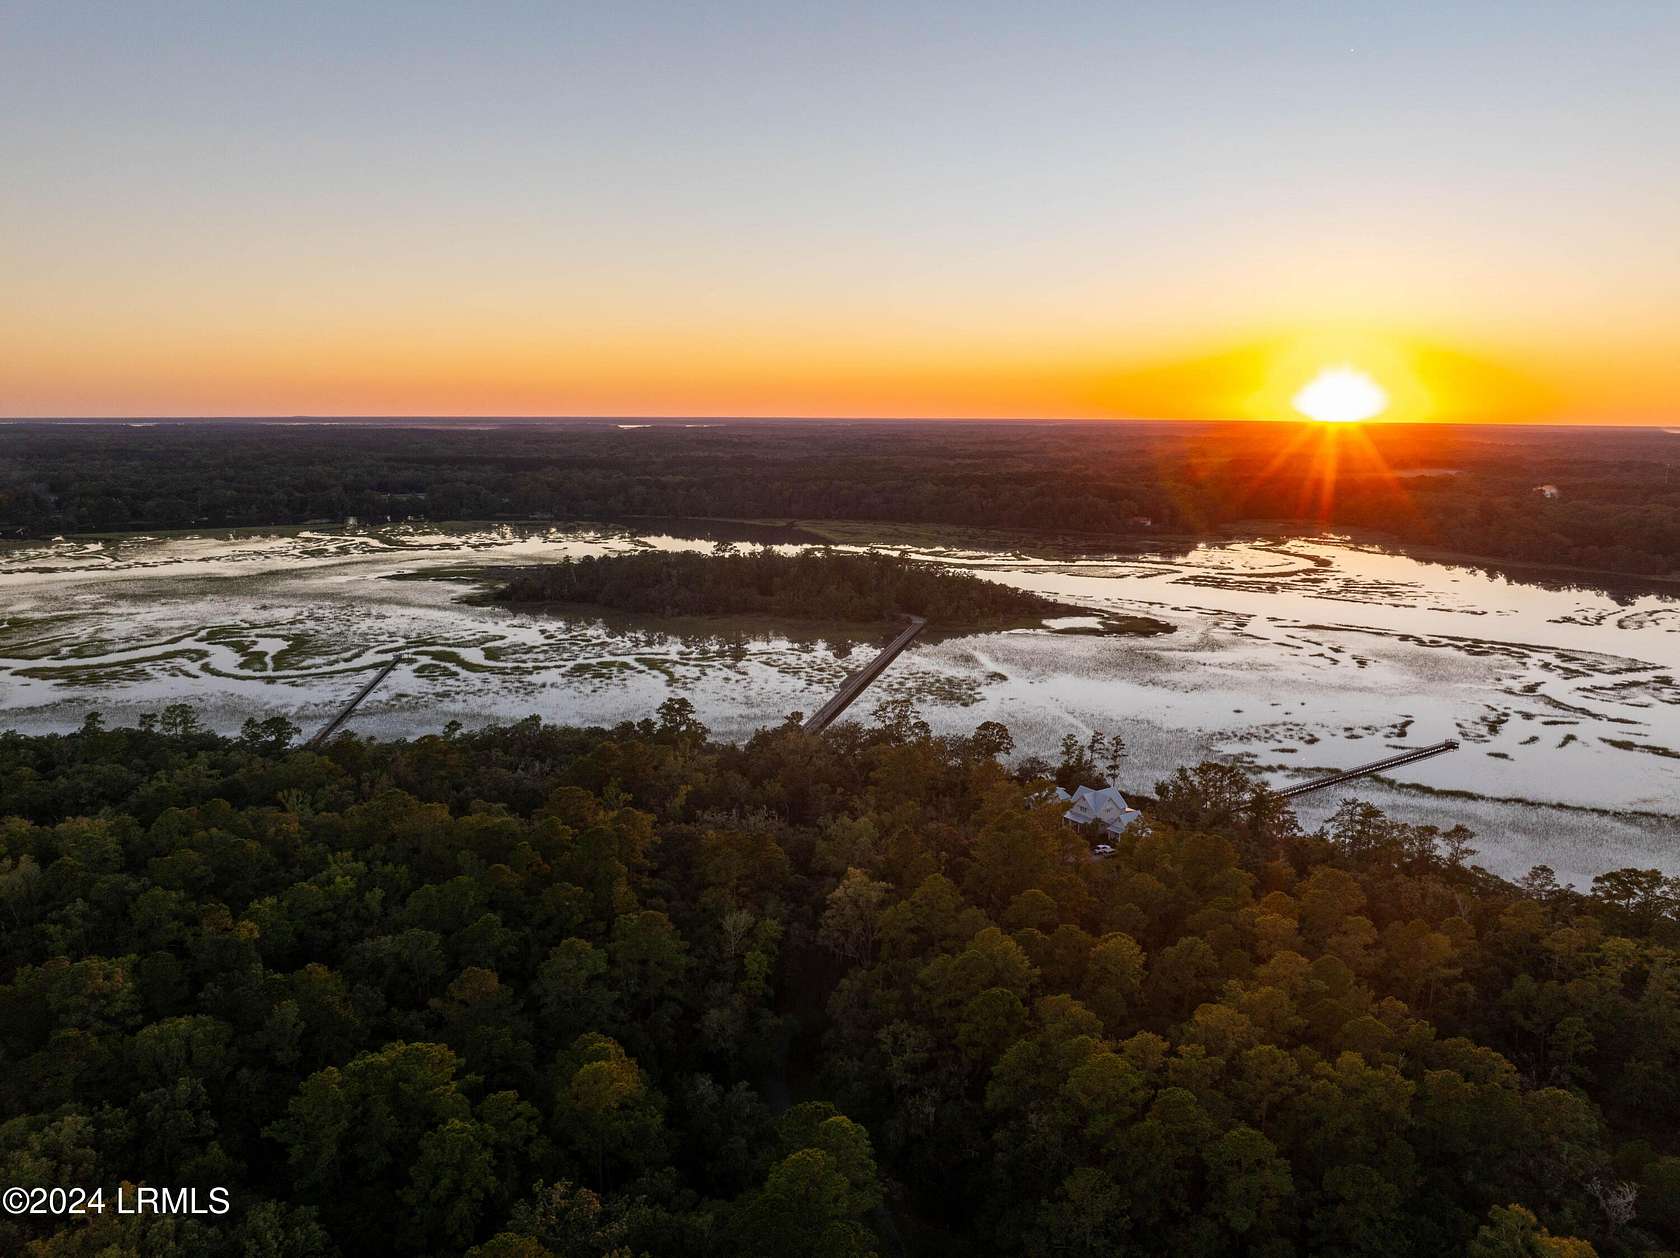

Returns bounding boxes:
[3,1,1677,422]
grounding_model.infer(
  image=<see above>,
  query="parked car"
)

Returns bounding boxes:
[1093,843,1116,859]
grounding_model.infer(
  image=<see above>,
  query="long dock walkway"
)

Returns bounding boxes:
[802,616,927,735]
[1277,739,1460,799]
[306,656,401,749]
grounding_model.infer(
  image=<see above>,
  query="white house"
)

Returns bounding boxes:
[1055,785,1142,839]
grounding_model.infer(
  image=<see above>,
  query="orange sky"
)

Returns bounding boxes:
[3,4,1677,424]
[5,314,1671,424]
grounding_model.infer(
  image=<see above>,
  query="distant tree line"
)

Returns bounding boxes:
[3,420,1678,577]
[492,549,1064,626]
[3,705,1680,1254]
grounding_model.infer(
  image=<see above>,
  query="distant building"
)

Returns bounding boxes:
[1534,484,1561,499]
[1055,785,1142,838]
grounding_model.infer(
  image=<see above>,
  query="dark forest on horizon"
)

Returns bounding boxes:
[3,420,1679,578]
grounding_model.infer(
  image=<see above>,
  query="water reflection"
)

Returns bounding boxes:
[1,521,1676,881]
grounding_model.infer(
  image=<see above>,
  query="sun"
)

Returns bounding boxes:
[1292,365,1389,423]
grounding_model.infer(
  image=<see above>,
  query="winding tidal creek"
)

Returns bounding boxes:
[3,522,1676,883]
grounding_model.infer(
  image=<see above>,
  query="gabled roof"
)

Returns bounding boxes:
[1061,784,1142,836]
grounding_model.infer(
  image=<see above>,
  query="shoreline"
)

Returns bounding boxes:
[5,515,1680,593]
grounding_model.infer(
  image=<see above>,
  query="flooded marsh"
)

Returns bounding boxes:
[2,522,1676,883]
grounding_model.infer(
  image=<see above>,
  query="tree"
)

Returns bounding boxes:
[1081,932,1145,1032]
[1037,1167,1130,1256]
[774,1107,883,1215]
[535,938,618,1041]
[467,1236,558,1258]
[234,1200,335,1257]
[656,696,706,741]
[265,1041,486,1253]
[1468,1204,1598,1257]
[1091,731,1127,785]
[159,704,203,738]
[240,716,302,754]
[404,1118,502,1249]
[869,697,931,742]
[820,869,891,963]
[733,1147,881,1258]
[969,721,1015,761]
[552,1033,667,1189]
[1054,733,1098,790]
[1590,868,1679,934]
[608,911,689,1014]
[492,1180,631,1257]
[1204,1125,1293,1238]
[1153,762,1297,865]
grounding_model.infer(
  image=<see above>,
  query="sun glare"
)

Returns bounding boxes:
[1292,366,1389,423]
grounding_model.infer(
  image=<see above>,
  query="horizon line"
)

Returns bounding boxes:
[3,414,1675,432]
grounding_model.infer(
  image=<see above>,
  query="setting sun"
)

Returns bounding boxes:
[1292,365,1389,423]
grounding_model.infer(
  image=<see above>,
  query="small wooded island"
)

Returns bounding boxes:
[489,548,1168,634]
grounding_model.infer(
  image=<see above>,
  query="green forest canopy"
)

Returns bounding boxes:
[490,549,1068,627]
[3,706,1679,1255]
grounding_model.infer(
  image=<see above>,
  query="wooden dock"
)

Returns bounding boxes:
[1277,739,1460,799]
[306,656,401,749]
[802,616,927,735]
